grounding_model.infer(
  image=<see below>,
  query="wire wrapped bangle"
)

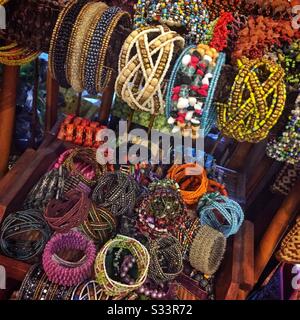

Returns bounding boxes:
[44,189,91,233]
[115,25,185,115]
[92,171,140,217]
[148,236,183,284]
[167,163,209,205]
[95,234,150,296]
[81,204,117,244]
[197,192,244,238]
[43,231,96,287]
[189,224,226,276]
[71,280,110,300]
[18,264,73,300]
[49,0,88,88]
[0,210,52,261]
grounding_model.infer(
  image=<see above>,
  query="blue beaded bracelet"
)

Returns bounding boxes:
[197,192,244,238]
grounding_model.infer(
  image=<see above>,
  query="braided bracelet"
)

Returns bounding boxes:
[167,163,209,205]
[44,189,91,233]
[49,0,88,88]
[148,236,183,284]
[217,57,286,143]
[92,171,140,217]
[0,210,52,261]
[116,25,185,115]
[18,264,73,300]
[136,185,187,238]
[66,2,108,92]
[81,204,117,244]
[189,224,226,276]
[43,231,96,287]
[95,235,150,296]
[197,192,244,238]
[166,44,225,138]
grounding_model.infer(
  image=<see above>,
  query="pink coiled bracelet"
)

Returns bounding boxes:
[42,231,96,287]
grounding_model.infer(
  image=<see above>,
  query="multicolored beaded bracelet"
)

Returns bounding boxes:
[134,0,210,44]
[42,231,96,287]
[266,94,300,165]
[166,44,225,138]
[0,210,52,261]
[197,192,244,238]
[95,235,150,296]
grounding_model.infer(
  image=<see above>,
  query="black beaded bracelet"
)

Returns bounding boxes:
[0,210,52,261]
[83,6,120,95]
[18,264,73,300]
[49,0,88,88]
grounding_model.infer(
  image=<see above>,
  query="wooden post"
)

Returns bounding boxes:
[99,75,116,124]
[0,65,19,178]
[45,69,59,132]
[255,178,300,282]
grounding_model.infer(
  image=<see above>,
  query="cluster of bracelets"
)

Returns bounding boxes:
[49,0,132,93]
[57,115,107,148]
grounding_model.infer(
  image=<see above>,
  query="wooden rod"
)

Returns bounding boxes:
[30,58,39,149]
[45,69,59,132]
[99,75,116,124]
[254,177,300,282]
[76,92,82,117]
[0,65,19,178]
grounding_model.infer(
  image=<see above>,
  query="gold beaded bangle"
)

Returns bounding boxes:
[67,2,108,92]
[48,0,76,79]
[115,25,185,115]
[0,43,40,66]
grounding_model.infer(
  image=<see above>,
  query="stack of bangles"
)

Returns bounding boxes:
[0,42,40,66]
[49,0,131,93]
[57,114,107,148]
[95,235,150,296]
[136,181,187,238]
[115,25,185,115]
[166,44,226,138]
[42,231,96,287]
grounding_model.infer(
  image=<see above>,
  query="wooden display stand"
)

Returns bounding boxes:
[0,136,255,300]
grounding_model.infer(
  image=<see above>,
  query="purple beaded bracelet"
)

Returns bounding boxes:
[42,231,96,287]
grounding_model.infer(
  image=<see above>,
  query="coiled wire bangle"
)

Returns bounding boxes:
[0,210,52,261]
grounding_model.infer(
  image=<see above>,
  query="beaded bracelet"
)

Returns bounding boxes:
[66,2,108,92]
[166,44,225,138]
[216,57,287,143]
[95,235,150,296]
[0,42,40,66]
[71,280,110,300]
[23,167,66,212]
[43,231,96,287]
[148,236,183,284]
[49,0,88,88]
[18,264,73,300]
[44,189,91,233]
[92,171,140,217]
[276,217,300,264]
[116,25,185,115]
[136,185,187,238]
[197,192,244,238]
[0,210,52,261]
[134,0,210,44]
[189,224,226,276]
[81,204,117,244]
[266,94,300,165]
[63,147,107,186]
[167,163,209,205]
